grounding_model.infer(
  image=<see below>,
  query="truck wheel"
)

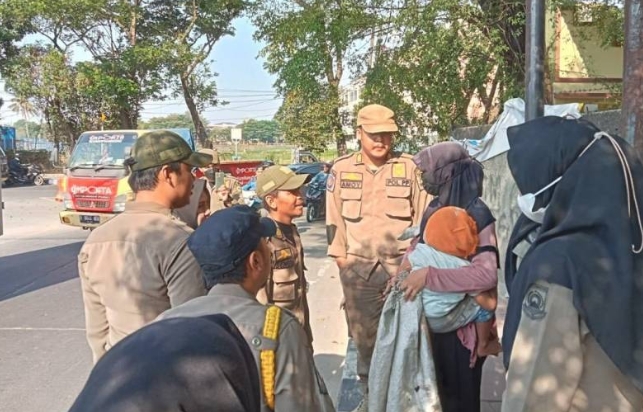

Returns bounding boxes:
[34,175,45,186]
[306,204,316,222]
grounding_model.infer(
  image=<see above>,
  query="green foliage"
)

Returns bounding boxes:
[0,0,246,147]
[12,119,42,139]
[275,90,339,152]
[209,127,232,143]
[139,113,202,130]
[240,119,281,143]
[359,0,526,140]
[250,0,376,153]
[140,0,246,146]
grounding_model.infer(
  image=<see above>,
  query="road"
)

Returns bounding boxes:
[0,185,348,412]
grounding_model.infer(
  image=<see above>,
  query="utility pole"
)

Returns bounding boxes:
[525,0,546,121]
[622,0,643,155]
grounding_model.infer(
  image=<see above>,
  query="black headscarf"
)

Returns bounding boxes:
[69,315,261,412]
[413,142,496,238]
[502,116,643,392]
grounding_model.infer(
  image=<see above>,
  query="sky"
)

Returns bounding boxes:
[0,17,282,126]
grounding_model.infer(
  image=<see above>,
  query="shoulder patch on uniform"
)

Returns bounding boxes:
[326,170,336,192]
[522,283,548,320]
[392,163,406,178]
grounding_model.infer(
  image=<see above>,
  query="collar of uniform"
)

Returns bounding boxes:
[125,201,172,215]
[354,151,396,165]
[207,283,255,300]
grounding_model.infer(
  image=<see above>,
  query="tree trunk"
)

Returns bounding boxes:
[181,74,208,148]
[328,83,347,156]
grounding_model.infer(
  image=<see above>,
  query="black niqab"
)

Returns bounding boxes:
[503,116,643,392]
[69,314,261,412]
[413,142,495,237]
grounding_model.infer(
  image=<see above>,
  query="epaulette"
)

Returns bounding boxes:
[260,305,281,410]
[399,153,415,160]
[332,152,355,164]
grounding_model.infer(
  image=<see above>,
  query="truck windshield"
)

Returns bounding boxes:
[69,132,138,169]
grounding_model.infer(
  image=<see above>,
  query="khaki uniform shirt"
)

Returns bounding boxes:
[502,280,643,412]
[257,220,313,346]
[78,202,206,363]
[326,152,428,273]
[158,284,335,412]
[208,175,242,213]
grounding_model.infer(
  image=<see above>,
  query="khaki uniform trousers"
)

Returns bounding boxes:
[339,260,395,385]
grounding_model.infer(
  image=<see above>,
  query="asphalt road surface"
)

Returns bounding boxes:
[0,185,348,412]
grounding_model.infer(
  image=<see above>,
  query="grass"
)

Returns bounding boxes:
[214,144,338,164]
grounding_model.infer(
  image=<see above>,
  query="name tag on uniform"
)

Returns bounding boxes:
[386,178,412,187]
[274,248,295,269]
[340,172,363,189]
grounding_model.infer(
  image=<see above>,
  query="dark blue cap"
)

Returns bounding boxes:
[187,205,276,279]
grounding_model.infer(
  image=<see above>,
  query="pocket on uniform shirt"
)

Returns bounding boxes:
[340,188,362,220]
[272,278,300,302]
[384,185,412,218]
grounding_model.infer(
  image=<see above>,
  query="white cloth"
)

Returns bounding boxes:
[458,98,581,162]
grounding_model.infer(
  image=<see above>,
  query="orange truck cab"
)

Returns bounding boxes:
[57,129,195,229]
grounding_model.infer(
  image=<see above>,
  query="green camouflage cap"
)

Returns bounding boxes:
[129,130,212,171]
[256,165,309,198]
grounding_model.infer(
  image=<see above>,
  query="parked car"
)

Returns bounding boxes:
[289,163,323,179]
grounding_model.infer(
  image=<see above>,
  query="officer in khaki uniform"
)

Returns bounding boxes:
[197,148,242,212]
[255,165,313,346]
[502,280,643,412]
[326,104,428,408]
[158,206,335,412]
[78,131,210,363]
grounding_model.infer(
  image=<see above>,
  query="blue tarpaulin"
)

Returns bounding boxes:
[0,126,16,151]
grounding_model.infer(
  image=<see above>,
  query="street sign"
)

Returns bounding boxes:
[231,128,242,142]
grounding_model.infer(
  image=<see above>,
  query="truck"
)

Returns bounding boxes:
[57,129,197,229]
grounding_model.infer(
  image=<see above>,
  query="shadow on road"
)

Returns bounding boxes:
[314,353,346,402]
[0,241,83,302]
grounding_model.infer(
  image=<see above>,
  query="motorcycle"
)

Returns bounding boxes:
[6,163,45,186]
[305,183,326,222]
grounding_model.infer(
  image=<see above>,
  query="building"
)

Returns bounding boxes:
[546,4,623,110]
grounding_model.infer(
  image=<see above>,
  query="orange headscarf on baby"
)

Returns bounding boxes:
[424,206,479,259]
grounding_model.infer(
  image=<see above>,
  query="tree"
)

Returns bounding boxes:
[139,113,201,130]
[360,1,508,139]
[141,0,245,147]
[209,126,232,143]
[276,90,339,152]
[12,119,42,140]
[1,0,172,129]
[240,119,281,143]
[359,0,626,141]
[250,0,376,155]
[8,96,37,139]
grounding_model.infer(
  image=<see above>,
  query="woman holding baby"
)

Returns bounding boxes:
[399,142,500,412]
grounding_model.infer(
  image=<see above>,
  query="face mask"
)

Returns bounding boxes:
[517,176,562,223]
[421,172,441,196]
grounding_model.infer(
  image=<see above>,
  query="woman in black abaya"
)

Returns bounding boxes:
[400,142,500,412]
[502,116,643,410]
